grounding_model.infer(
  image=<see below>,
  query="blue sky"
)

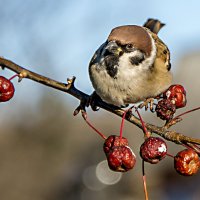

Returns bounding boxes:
[0,0,200,104]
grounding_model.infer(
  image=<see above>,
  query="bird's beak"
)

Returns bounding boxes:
[116,47,123,56]
[105,41,123,56]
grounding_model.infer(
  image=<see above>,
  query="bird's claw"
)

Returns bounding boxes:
[138,98,155,112]
[73,91,101,116]
[88,91,101,111]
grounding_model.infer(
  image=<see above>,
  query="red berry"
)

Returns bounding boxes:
[0,76,15,102]
[103,135,136,172]
[103,135,128,154]
[155,99,176,121]
[106,145,136,172]
[174,149,200,176]
[140,137,167,164]
[163,84,187,108]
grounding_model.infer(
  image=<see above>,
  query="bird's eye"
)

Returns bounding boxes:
[126,44,134,51]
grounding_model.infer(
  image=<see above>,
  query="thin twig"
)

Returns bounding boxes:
[165,107,200,129]
[175,107,200,120]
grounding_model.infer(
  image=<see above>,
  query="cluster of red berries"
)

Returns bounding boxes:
[104,135,200,176]
[156,84,187,121]
[102,84,199,176]
[0,76,15,102]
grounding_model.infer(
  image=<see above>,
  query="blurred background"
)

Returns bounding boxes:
[0,0,200,199]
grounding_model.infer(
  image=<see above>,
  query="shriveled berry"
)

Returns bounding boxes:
[106,145,136,172]
[0,76,15,102]
[163,84,187,108]
[174,149,200,176]
[103,135,128,154]
[140,137,167,164]
[155,99,176,121]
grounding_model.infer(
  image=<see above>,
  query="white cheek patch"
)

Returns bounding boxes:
[117,52,140,79]
[118,52,137,69]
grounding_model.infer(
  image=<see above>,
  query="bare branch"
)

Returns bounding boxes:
[0,57,88,101]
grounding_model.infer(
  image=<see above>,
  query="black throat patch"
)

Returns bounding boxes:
[104,56,119,78]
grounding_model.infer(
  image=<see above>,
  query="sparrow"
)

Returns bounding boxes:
[88,19,172,108]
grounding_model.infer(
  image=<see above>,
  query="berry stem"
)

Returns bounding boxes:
[135,108,149,137]
[166,153,174,158]
[9,74,19,81]
[142,160,149,200]
[181,143,200,155]
[174,107,200,120]
[81,111,107,140]
[186,143,200,155]
[119,111,127,140]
